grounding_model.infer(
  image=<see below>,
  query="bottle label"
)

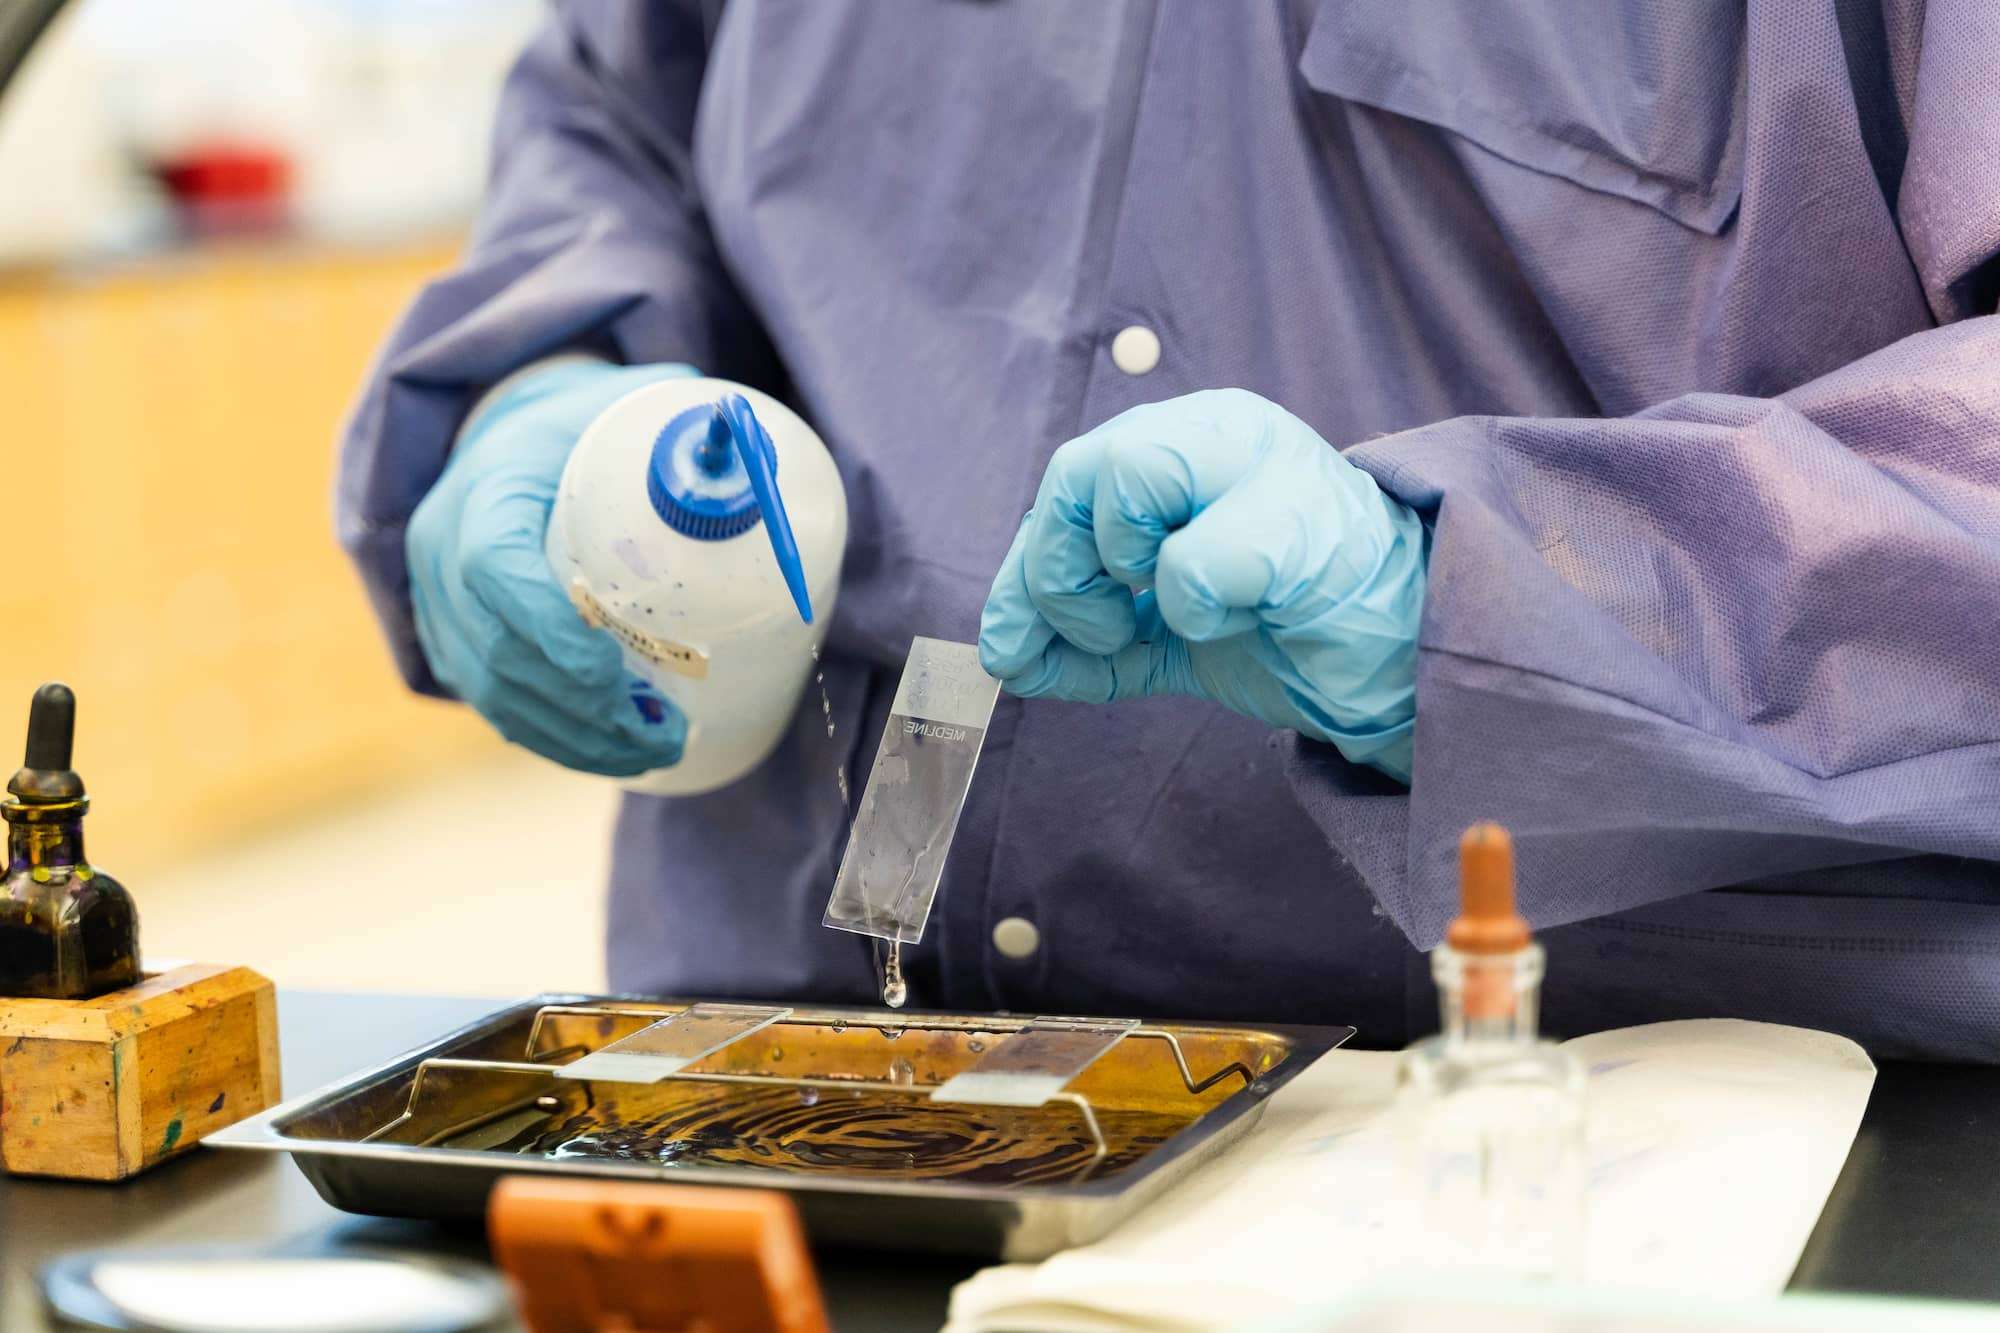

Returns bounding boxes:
[566,578,710,680]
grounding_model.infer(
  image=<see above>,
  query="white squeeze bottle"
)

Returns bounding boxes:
[545,378,847,795]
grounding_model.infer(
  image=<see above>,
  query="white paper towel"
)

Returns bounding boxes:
[944,1020,1877,1333]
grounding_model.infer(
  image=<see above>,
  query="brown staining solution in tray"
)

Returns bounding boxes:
[470,1081,1199,1186]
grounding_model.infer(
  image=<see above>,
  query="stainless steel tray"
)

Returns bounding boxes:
[211,994,1351,1260]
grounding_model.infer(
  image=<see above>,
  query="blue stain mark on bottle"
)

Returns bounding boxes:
[628,675,670,726]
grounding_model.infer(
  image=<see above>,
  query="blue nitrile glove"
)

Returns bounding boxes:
[407,360,699,776]
[979,389,1428,782]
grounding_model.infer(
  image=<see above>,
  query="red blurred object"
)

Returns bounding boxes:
[151,139,293,236]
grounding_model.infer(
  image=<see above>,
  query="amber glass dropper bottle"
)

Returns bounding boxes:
[0,683,141,998]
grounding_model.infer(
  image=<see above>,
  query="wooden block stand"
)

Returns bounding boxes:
[0,963,280,1180]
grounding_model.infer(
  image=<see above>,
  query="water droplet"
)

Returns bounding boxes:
[810,645,847,813]
[535,1095,561,1111]
[966,1040,985,1054]
[890,1058,915,1086]
[881,1025,905,1041]
[769,1047,783,1061]
[882,978,908,1009]
[798,1087,820,1106]
[830,1019,848,1034]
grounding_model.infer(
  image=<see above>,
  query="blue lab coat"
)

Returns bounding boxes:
[338,1,2000,1059]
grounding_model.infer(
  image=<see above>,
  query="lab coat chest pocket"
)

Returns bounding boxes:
[1298,0,1747,235]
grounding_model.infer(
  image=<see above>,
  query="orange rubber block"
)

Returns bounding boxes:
[489,1177,831,1333]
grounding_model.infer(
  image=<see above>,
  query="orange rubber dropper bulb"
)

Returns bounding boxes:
[1446,823,1531,1021]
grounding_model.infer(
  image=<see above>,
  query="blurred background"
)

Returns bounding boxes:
[0,0,610,996]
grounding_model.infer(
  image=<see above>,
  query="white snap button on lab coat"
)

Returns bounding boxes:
[1110,324,1161,375]
[992,916,1041,959]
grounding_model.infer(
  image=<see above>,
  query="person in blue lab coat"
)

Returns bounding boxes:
[341,2,2000,1061]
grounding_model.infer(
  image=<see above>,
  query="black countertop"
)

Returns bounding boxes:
[2,991,1995,1330]
[1790,1059,2000,1303]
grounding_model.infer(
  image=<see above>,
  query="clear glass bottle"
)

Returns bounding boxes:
[0,684,141,999]
[1396,824,1585,1280]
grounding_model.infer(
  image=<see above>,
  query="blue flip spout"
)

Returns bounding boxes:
[716,394,814,624]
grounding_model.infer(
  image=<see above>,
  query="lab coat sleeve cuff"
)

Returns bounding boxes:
[456,352,611,446]
[1284,317,2000,948]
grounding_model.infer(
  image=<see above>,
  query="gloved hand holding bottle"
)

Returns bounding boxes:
[406,360,698,776]
[978,388,1429,782]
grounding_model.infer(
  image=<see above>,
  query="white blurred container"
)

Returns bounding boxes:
[546,378,847,795]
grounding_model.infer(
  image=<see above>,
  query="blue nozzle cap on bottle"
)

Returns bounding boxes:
[718,394,813,625]
[645,394,814,625]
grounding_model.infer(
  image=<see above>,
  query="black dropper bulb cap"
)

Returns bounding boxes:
[8,682,86,804]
